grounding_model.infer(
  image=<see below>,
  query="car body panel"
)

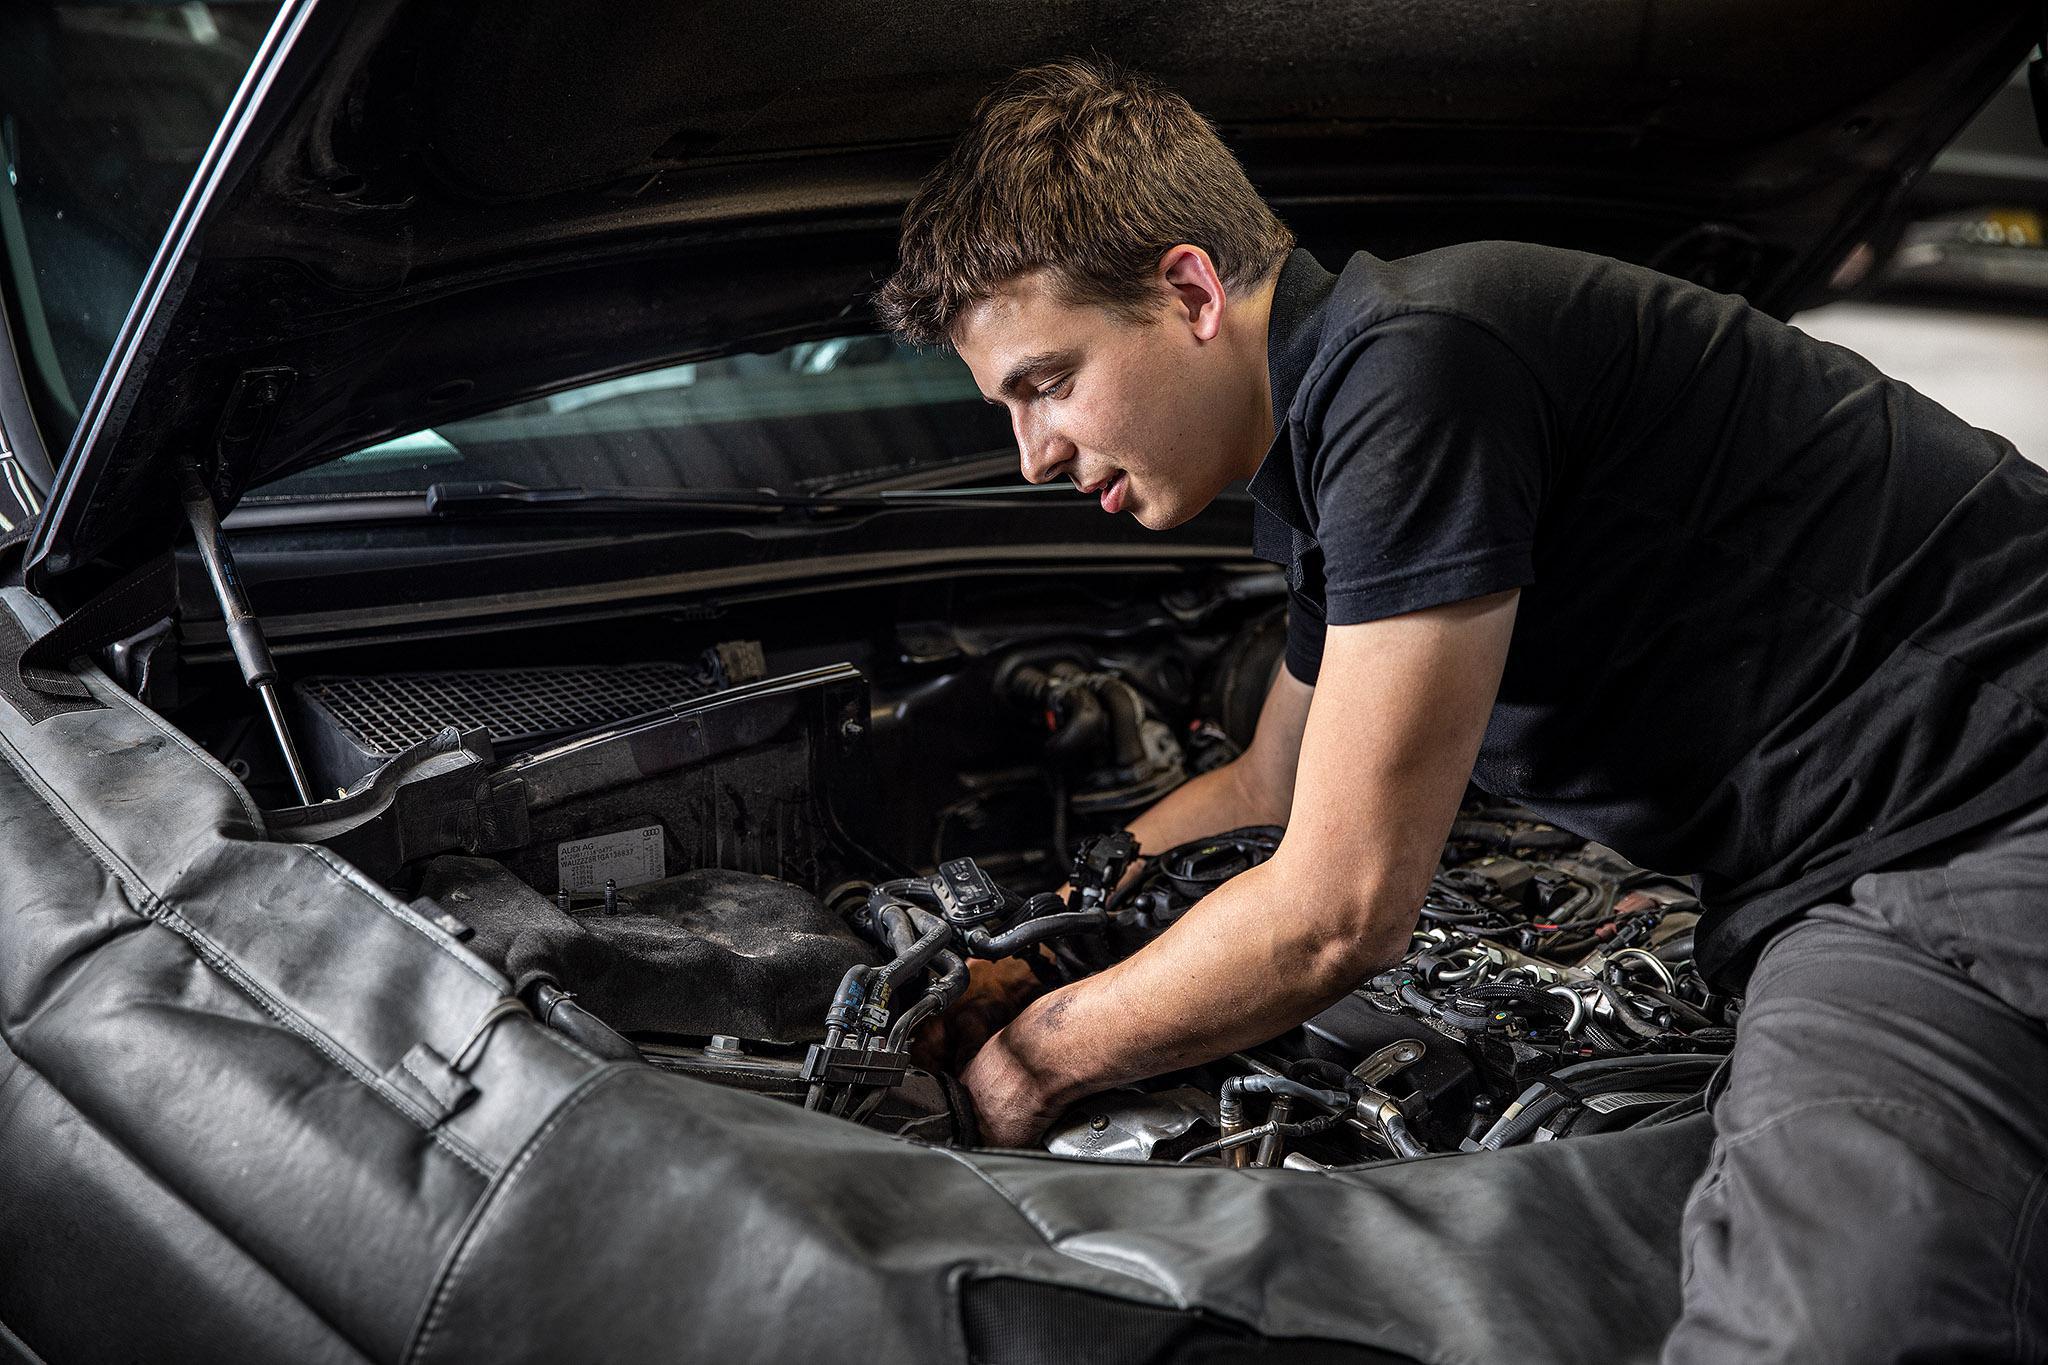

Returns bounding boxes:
[22,0,2039,589]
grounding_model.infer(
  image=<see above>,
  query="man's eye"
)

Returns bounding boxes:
[1037,375,1073,400]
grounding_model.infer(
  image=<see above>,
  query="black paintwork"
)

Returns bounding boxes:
[22,0,2040,589]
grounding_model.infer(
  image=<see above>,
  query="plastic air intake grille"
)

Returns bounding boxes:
[294,662,720,788]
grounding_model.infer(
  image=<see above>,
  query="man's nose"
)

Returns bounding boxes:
[1015,415,1072,485]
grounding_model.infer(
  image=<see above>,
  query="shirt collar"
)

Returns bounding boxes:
[1248,247,1340,533]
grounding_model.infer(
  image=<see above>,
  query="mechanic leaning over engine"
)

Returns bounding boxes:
[875,57,2048,1362]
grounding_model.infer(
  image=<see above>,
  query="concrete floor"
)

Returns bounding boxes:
[1794,302,2048,467]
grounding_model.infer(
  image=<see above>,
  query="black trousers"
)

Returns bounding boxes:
[1664,797,2048,1362]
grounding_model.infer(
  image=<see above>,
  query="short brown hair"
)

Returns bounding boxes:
[875,57,1295,348]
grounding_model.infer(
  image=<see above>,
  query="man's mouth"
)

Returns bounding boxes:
[1083,471,1129,514]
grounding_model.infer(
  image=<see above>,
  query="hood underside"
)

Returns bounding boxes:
[25,0,2040,590]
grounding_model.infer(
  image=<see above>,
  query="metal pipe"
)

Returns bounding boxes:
[1217,1074,1350,1168]
[1611,947,1678,992]
[179,460,315,804]
[1253,1097,1292,1167]
[1546,984,1588,1035]
[1217,1090,1251,1167]
[885,993,943,1052]
[1178,1123,1277,1164]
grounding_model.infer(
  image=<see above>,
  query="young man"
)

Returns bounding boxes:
[876,58,2048,1360]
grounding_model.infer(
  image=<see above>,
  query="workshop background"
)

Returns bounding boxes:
[1796,66,2048,465]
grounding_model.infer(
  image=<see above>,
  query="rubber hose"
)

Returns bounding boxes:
[1378,1111,1430,1159]
[529,982,642,1062]
[971,909,1105,957]
[1221,1074,1352,1113]
[1097,676,1148,769]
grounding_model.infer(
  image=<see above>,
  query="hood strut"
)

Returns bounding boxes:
[179,459,316,805]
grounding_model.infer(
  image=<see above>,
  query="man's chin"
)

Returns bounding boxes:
[1129,493,1200,531]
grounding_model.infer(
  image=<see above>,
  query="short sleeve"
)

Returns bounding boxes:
[1283,585,1326,684]
[1303,313,1552,626]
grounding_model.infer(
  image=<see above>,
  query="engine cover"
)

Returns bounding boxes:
[419,856,879,1043]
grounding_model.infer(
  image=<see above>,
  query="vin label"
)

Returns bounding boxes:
[557,825,666,895]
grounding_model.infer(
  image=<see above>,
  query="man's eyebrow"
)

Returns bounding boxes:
[993,350,1077,401]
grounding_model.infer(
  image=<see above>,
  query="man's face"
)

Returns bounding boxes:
[953,265,1264,530]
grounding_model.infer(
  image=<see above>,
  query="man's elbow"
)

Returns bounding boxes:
[1263,858,1417,988]
[1305,911,1411,988]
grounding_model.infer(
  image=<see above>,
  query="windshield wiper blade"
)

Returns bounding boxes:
[423,479,1078,518]
[424,480,806,516]
[872,483,1071,501]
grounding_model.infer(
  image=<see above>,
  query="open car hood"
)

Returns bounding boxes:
[24,0,2040,590]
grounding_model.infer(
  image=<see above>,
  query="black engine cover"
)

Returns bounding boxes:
[419,856,879,1043]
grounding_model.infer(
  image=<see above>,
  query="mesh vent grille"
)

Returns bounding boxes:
[298,662,718,758]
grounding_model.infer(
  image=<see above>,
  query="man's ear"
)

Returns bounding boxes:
[1159,245,1226,342]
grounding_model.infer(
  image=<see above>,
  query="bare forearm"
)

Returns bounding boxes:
[1119,663,1309,862]
[993,856,1414,1105]
[962,596,1517,1145]
[1123,755,1286,858]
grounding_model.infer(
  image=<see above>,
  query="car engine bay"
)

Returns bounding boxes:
[167,571,1737,1167]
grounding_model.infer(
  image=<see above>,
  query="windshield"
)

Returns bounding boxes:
[0,3,280,453]
[253,335,1022,501]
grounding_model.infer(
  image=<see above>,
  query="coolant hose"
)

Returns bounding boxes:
[1588,977,1668,1039]
[867,903,915,956]
[873,878,943,912]
[1479,1093,1571,1149]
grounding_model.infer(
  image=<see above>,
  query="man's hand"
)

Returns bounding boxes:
[958,590,1520,1138]
[909,954,1046,1075]
[959,1026,1074,1147]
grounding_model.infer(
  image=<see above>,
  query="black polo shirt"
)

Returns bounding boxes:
[1251,243,2048,982]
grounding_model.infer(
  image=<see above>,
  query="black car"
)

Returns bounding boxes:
[0,3,2034,1362]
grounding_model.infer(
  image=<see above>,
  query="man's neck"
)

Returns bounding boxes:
[1233,273,1283,481]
